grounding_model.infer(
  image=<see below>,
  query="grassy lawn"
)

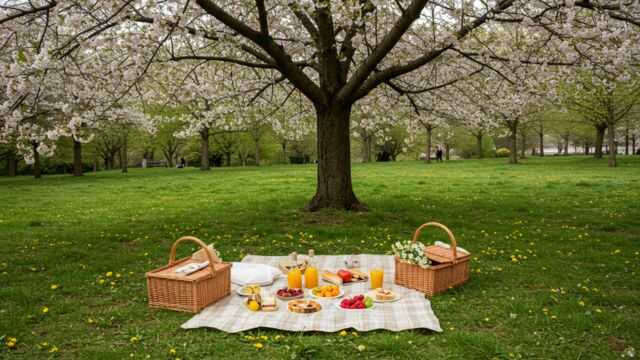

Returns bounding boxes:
[1,156,639,359]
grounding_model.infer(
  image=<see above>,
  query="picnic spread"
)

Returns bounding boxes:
[146,222,471,334]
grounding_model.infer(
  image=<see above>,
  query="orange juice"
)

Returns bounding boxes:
[288,268,302,289]
[304,266,318,288]
[370,268,384,289]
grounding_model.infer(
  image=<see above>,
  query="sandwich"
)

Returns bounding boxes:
[261,296,278,311]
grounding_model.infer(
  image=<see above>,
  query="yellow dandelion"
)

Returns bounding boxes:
[41,306,49,314]
[49,345,59,353]
[260,335,268,341]
[339,330,348,336]
[130,336,140,343]
[169,348,177,355]
[106,271,113,277]
[50,284,59,290]
[357,344,366,352]
[254,342,263,350]
[6,337,17,349]
[578,301,585,306]
[98,279,105,285]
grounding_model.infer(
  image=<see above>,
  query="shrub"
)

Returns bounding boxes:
[495,147,511,158]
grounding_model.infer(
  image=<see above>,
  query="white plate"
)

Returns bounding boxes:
[236,285,266,297]
[365,289,402,303]
[334,301,376,311]
[308,287,344,300]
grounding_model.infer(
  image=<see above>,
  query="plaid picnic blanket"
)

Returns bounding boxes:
[181,254,442,333]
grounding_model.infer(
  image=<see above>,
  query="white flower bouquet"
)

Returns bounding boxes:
[391,241,431,268]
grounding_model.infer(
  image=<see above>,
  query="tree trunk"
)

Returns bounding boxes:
[306,105,364,211]
[200,127,210,170]
[121,135,128,173]
[32,142,41,179]
[594,124,606,159]
[475,133,483,158]
[538,123,544,157]
[425,127,432,164]
[225,152,231,167]
[254,139,261,166]
[585,143,590,155]
[7,150,17,177]
[607,122,617,167]
[281,140,288,163]
[445,143,450,160]
[624,127,629,155]
[563,134,569,155]
[508,122,518,164]
[520,131,526,159]
[361,131,372,163]
[632,134,637,155]
[73,139,83,176]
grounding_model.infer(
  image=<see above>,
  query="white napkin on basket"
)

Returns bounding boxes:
[434,241,469,254]
[230,262,281,286]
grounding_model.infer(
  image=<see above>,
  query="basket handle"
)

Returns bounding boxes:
[411,222,458,262]
[169,236,217,275]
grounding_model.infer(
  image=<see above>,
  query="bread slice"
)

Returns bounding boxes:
[322,271,343,285]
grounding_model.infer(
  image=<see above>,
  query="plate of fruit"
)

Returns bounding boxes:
[322,269,368,285]
[236,284,261,297]
[309,285,343,299]
[276,287,304,300]
[337,295,375,310]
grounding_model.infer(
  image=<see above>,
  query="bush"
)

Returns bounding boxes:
[495,147,511,158]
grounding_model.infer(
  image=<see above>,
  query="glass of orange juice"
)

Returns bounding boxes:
[304,266,318,289]
[370,268,384,289]
[288,268,303,289]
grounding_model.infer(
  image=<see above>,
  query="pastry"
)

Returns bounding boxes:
[374,288,395,301]
[322,271,343,285]
[288,299,321,313]
[350,269,368,281]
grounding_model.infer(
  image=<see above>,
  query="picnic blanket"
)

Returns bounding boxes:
[181,254,442,333]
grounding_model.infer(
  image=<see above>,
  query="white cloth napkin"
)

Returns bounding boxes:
[230,262,281,286]
[434,241,469,254]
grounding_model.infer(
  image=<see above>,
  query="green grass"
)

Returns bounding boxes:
[1,156,639,359]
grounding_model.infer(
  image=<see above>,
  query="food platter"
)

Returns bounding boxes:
[236,284,262,297]
[321,269,368,285]
[334,302,376,311]
[275,287,305,301]
[365,289,402,303]
[288,299,322,314]
[308,285,344,300]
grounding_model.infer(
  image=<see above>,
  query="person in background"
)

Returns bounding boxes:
[180,157,186,168]
[435,146,444,162]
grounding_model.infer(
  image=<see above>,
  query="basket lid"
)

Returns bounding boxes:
[147,257,231,281]
[425,245,471,264]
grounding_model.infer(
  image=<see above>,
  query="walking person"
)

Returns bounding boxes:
[435,146,444,162]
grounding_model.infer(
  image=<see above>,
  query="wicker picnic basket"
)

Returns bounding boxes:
[146,236,231,313]
[395,222,470,296]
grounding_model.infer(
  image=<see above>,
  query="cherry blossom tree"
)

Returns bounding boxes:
[2,0,639,204]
